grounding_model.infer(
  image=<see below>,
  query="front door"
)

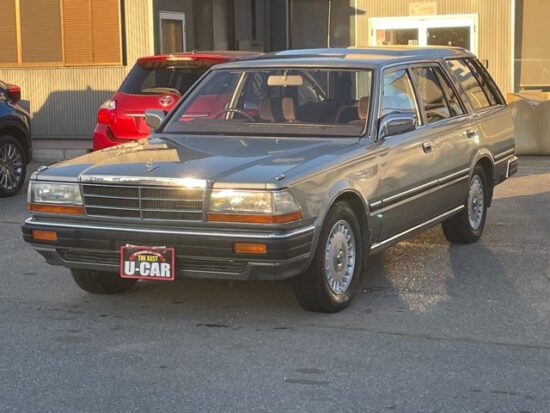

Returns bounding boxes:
[376,67,440,240]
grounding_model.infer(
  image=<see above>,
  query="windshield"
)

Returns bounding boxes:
[163,68,373,137]
[119,62,209,96]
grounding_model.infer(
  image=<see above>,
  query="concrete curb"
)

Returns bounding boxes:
[32,138,92,162]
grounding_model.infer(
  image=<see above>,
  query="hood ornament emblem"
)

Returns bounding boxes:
[145,159,159,173]
[159,95,175,107]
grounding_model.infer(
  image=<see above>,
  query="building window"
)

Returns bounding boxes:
[0,0,123,67]
[369,15,477,54]
[20,0,63,64]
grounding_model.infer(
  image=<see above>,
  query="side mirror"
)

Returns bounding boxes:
[145,109,166,130]
[6,84,21,104]
[378,111,417,140]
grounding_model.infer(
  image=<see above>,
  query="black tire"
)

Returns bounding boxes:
[442,165,488,244]
[71,269,137,294]
[293,202,363,313]
[0,135,26,197]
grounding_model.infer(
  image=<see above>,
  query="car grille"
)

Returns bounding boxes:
[58,249,247,274]
[82,184,204,221]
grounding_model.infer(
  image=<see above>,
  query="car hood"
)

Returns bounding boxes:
[35,135,359,189]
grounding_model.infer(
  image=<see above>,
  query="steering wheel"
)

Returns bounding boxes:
[212,108,256,121]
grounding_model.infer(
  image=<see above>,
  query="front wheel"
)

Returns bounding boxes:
[442,165,488,244]
[71,269,137,294]
[293,202,363,313]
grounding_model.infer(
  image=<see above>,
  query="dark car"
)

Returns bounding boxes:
[0,81,32,197]
[22,47,517,312]
[93,51,258,150]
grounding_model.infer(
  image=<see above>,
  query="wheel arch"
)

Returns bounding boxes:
[0,121,31,164]
[472,153,495,207]
[308,185,372,271]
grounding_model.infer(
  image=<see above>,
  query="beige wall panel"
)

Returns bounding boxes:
[0,0,153,138]
[125,0,154,65]
[358,0,512,93]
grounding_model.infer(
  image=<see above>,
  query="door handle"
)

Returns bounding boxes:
[422,141,433,153]
[466,129,479,139]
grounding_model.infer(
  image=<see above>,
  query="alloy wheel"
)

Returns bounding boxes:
[324,219,356,294]
[0,142,24,192]
[468,174,485,231]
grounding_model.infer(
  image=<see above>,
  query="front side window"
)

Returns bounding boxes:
[447,59,491,110]
[381,69,420,122]
[164,68,373,137]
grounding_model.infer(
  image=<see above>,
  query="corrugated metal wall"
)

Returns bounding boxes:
[0,0,153,139]
[355,0,513,94]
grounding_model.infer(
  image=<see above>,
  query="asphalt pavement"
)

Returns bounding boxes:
[0,157,549,412]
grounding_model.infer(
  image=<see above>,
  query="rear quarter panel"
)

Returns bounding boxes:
[474,105,515,181]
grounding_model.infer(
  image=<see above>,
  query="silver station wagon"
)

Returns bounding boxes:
[23,47,518,312]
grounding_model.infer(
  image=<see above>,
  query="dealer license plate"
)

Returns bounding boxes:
[120,245,175,281]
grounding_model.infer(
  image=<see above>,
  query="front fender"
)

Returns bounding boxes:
[302,181,374,271]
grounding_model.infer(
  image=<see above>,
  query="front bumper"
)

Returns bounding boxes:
[22,218,315,281]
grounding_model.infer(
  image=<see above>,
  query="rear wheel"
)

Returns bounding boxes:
[71,269,137,294]
[0,135,26,197]
[442,165,488,244]
[293,202,362,313]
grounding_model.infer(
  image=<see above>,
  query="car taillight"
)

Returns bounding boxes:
[97,100,116,124]
[6,84,21,104]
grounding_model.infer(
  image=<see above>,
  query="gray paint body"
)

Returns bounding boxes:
[26,47,516,279]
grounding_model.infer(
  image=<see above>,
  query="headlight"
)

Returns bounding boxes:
[28,182,84,215]
[208,190,302,223]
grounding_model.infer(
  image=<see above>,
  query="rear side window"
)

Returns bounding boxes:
[119,63,208,96]
[466,58,504,105]
[381,69,420,123]
[447,59,490,110]
[447,58,503,110]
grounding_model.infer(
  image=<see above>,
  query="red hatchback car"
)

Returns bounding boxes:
[93,51,257,150]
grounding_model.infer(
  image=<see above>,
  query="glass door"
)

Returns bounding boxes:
[370,14,477,54]
[376,28,419,46]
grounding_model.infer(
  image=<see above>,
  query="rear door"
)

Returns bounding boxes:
[376,67,441,240]
[446,58,515,177]
[408,63,474,212]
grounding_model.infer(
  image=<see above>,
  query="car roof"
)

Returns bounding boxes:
[137,50,260,65]
[214,46,474,70]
